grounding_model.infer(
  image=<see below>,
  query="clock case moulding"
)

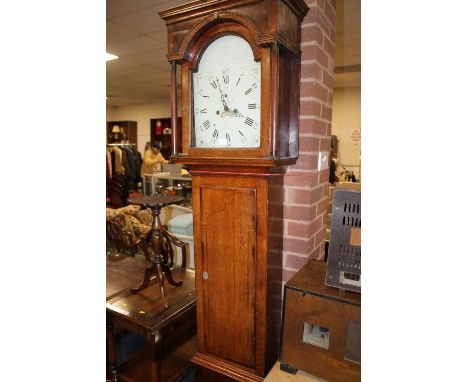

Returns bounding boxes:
[160,0,308,172]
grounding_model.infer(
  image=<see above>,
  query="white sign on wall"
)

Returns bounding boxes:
[350,129,361,145]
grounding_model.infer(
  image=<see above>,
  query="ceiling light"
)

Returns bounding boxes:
[106,53,119,61]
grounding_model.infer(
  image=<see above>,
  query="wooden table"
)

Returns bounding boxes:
[107,254,153,301]
[106,254,197,382]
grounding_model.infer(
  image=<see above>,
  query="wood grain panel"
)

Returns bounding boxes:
[281,291,360,382]
[199,183,257,368]
[280,261,360,382]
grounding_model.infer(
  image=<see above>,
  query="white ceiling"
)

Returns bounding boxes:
[106,0,189,106]
[334,0,361,88]
[106,0,360,106]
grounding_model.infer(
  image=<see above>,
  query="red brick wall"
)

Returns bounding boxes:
[282,0,336,283]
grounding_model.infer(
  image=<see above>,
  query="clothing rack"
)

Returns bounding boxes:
[107,144,142,188]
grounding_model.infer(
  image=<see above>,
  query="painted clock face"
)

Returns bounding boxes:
[192,35,261,148]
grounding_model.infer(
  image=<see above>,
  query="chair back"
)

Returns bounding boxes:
[106,217,137,256]
[107,173,129,208]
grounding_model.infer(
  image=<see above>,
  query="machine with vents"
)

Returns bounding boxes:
[325,183,361,292]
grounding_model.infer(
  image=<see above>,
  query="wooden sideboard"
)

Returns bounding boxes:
[280,260,360,382]
[106,254,196,382]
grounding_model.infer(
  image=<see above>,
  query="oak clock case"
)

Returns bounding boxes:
[160,1,308,381]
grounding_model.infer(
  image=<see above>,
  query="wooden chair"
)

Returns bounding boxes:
[162,205,194,268]
[106,217,141,257]
[107,173,129,209]
[153,226,188,269]
[106,207,188,269]
[108,185,127,209]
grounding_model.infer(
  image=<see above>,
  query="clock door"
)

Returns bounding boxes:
[198,179,257,369]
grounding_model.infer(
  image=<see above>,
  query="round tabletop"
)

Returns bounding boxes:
[128,195,184,208]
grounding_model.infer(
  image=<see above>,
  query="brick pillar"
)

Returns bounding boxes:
[282,0,336,283]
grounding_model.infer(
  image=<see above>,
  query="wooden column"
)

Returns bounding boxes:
[270,42,280,158]
[170,61,179,157]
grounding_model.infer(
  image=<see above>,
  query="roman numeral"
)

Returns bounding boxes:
[226,133,231,147]
[200,108,207,113]
[248,103,256,109]
[236,73,243,87]
[223,75,229,85]
[245,83,257,95]
[202,95,209,98]
[211,129,219,143]
[201,120,210,131]
[238,130,246,143]
[245,117,254,126]
[210,81,217,89]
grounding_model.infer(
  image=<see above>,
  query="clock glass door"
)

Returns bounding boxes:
[192,35,261,148]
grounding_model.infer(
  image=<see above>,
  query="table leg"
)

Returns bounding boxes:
[106,319,119,382]
[131,263,157,293]
[163,262,183,287]
[155,260,169,310]
[151,335,163,382]
[131,237,169,309]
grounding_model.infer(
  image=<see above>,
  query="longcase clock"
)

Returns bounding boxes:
[160,1,308,380]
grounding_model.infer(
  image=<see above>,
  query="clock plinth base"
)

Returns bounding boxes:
[192,352,265,382]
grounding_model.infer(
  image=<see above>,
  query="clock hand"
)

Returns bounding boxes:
[215,77,230,111]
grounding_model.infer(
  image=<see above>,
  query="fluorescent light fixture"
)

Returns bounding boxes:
[106,52,119,61]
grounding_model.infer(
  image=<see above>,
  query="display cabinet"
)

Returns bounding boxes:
[143,172,192,207]
[150,117,182,160]
[107,121,137,145]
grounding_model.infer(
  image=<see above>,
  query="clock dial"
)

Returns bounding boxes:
[193,35,261,148]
